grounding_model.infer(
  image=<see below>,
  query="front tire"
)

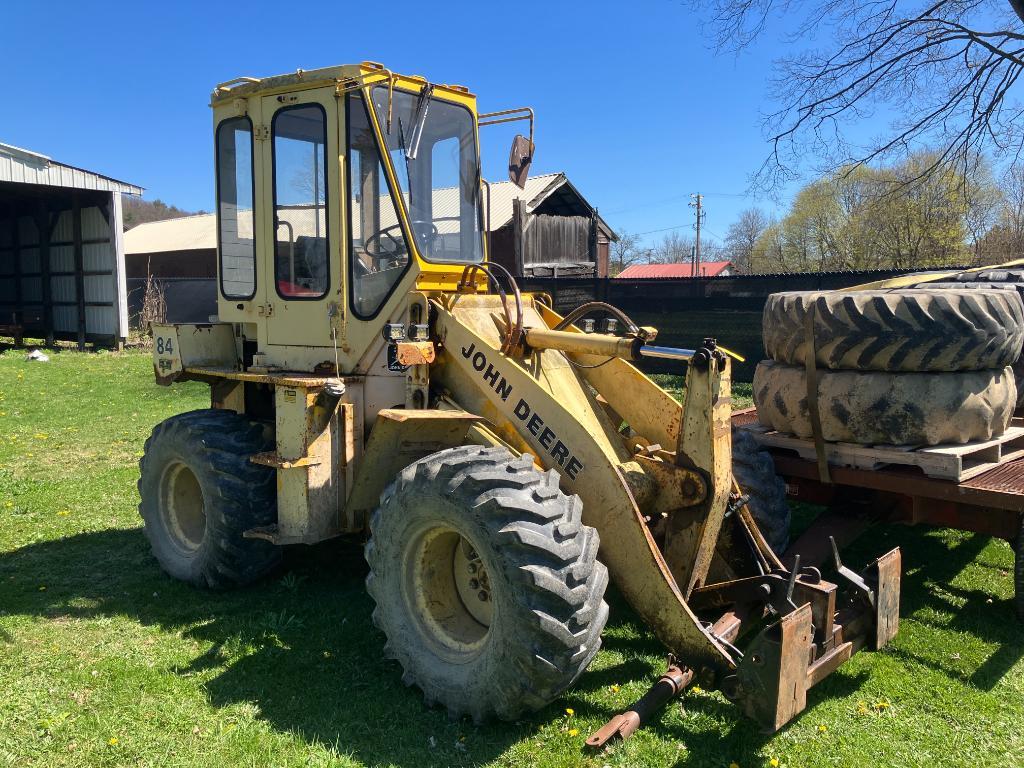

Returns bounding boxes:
[138,409,281,588]
[364,445,609,722]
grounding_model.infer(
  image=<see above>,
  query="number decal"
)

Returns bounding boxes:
[156,337,174,355]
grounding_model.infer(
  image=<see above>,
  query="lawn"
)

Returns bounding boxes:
[0,349,1022,767]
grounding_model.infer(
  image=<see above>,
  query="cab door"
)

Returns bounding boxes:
[259,89,341,349]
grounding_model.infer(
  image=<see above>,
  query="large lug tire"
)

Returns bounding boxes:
[753,360,1017,446]
[732,427,791,553]
[912,273,1024,408]
[762,289,1024,373]
[137,409,281,588]
[364,445,609,723]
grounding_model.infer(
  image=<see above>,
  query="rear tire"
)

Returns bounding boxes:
[732,427,791,553]
[138,409,281,588]
[364,445,609,722]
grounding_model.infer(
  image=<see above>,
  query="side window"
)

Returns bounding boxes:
[347,94,410,318]
[272,104,329,299]
[216,117,255,299]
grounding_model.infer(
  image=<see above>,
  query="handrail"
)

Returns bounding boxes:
[479,106,535,147]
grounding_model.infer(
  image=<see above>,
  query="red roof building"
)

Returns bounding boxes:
[614,261,732,279]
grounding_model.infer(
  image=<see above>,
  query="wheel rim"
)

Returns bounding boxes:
[404,525,493,659]
[159,460,206,553]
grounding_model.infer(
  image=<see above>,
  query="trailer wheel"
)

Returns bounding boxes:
[365,445,609,722]
[732,427,791,553]
[138,409,280,588]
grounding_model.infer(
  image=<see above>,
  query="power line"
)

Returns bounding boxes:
[603,189,753,215]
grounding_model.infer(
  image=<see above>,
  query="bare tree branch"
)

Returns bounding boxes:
[696,0,1024,193]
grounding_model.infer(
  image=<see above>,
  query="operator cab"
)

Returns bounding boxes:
[209,63,533,374]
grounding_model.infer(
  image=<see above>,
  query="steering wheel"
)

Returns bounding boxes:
[363,221,440,262]
[363,224,406,262]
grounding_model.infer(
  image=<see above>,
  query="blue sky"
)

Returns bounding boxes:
[3,0,804,250]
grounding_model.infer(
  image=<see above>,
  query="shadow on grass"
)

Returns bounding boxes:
[835,521,1024,690]
[1,520,1021,766]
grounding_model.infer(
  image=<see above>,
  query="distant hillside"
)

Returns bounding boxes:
[123,198,205,230]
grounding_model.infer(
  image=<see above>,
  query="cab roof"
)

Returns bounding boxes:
[209,62,474,107]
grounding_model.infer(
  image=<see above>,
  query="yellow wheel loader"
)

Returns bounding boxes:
[141,62,901,738]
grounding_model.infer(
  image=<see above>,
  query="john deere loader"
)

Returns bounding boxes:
[142,62,901,739]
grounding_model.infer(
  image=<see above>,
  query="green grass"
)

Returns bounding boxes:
[0,350,1022,767]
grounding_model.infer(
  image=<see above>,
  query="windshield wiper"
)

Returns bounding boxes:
[404,84,433,160]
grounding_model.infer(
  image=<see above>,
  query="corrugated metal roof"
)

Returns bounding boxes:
[616,261,732,279]
[0,142,143,195]
[125,171,615,255]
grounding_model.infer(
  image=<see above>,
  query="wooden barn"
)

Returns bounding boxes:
[484,172,617,278]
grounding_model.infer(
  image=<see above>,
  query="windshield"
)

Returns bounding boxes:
[371,86,484,263]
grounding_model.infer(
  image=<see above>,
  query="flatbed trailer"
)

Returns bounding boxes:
[733,408,1024,616]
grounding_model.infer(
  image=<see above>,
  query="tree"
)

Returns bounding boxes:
[608,230,645,275]
[697,1,1024,192]
[123,198,204,230]
[746,151,987,272]
[977,164,1024,261]
[724,208,770,273]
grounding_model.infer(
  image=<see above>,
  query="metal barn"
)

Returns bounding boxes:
[0,142,142,348]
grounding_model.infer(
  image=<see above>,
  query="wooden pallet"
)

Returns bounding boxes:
[742,418,1024,482]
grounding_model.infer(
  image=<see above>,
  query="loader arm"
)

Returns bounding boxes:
[431,291,901,733]
[431,293,735,671]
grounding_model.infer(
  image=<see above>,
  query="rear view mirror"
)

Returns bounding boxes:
[508,134,534,189]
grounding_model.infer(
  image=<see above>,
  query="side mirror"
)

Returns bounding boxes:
[508,134,534,189]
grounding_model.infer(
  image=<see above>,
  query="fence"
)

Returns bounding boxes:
[521,267,952,381]
[126,278,217,327]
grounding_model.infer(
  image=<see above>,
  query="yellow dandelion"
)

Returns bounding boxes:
[34,433,48,440]
[817,724,827,733]
[568,728,579,737]
[691,684,702,694]
[58,510,70,517]
[874,700,890,711]
[610,684,620,693]
[770,759,780,768]
[107,737,118,746]
[564,707,574,716]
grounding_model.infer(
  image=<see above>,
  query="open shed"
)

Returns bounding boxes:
[0,142,142,348]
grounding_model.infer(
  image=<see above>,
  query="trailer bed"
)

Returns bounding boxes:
[733,407,1024,611]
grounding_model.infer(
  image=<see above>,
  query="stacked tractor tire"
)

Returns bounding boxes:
[908,268,1024,409]
[754,288,1024,446]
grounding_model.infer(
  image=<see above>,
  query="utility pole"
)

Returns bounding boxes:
[689,193,704,275]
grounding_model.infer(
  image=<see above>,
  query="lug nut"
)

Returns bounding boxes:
[478,590,489,602]
[469,578,479,589]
